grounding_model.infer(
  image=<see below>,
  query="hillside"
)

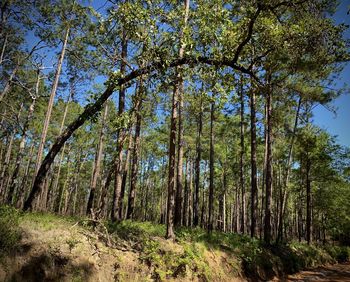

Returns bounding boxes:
[1,208,349,282]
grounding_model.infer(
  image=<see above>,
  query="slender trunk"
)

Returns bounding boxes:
[7,98,36,204]
[0,104,23,200]
[239,79,246,234]
[0,132,14,201]
[52,92,72,212]
[208,97,215,232]
[98,157,115,219]
[31,27,70,193]
[277,97,302,242]
[234,184,240,233]
[87,102,108,215]
[174,76,184,226]
[166,77,178,239]
[111,30,128,222]
[250,88,258,237]
[166,0,190,238]
[118,127,133,219]
[264,77,273,245]
[0,33,7,64]
[223,188,226,232]
[0,65,18,102]
[65,151,82,215]
[59,147,71,214]
[182,156,189,226]
[53,144,67,212]
[126,93,142,220]
[306,146,312,244]
[194,95,202,227]
[260,105,268,239]
[16,143,34,208]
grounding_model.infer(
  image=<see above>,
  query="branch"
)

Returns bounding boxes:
[232,4,262,64]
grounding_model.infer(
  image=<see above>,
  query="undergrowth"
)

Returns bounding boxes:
[0,205,21,256]
[1,208,349,281]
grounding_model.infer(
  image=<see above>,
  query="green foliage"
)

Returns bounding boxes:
[0,206,21,255]
[20,212,77,231]
[66,237,80,253]
[107,220,165,244]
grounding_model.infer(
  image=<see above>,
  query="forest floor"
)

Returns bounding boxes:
[285,262,350,281]
[0,209,349,281]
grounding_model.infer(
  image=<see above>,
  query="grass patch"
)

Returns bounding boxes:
[2,209,349,281]
[20,211,78,230]
[0,205,21,256]
[107,220,165,241]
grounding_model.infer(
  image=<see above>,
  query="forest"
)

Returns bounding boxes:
[0,0,350,281]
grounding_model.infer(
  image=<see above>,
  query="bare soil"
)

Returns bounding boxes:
[284,262,350,282]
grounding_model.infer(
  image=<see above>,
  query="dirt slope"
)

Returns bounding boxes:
[0,214,245,282]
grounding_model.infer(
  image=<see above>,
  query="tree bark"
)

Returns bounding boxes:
[0,33,7,65]
[166,0,190,237]
[126,90,142,220]
[117,127,133,219]
[31,27,69,190]
[264,76,273,245]
[194,94,202,227]
[277,96,302,242]
[52,92,72,212]
[166,73,178,239]
[239,79,246,234]
[0,132,14,201]
[111,30,128,222]
[306,141,312,244]
[16,143,34,208]
[182,155,189,226]
[7,97,36,204]
[250,87,258,237]
[208,96,215,232]
[174,76,184,226]
[87,102,108,215]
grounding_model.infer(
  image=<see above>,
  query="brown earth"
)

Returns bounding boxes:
[282,262,350,282]
[0,216,246,281]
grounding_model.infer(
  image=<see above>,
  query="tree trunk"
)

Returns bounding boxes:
[264,77,273,245]
[0,132,14,201]
[0,104,23,201]
[250,88,258,237]
[174,75,184,226]
[306,146,312,244]
[166,0,190,238]
[16,143,34,208]
[166,73,178,239]
[0,33,7,64]
[111,30,128,222]
[194,94,202,227]
[87,102,108,215]
[31,27,69,191]
[277,97,301,242]
[126,92,142,220]
[239,79,246,234]
[208,96,215,232]
[52,92,72,212]
[118,126,133,219]
[182,156,189,226]
[7,97,36,204]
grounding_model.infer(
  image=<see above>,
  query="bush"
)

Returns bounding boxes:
[0,205,21,255]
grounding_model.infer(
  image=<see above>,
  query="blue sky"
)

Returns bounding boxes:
[313,1,350,147]
[25,1,350,147]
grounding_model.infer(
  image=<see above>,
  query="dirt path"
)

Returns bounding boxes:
[285,262,350,282]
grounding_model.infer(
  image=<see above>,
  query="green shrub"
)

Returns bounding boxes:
[0,205,21,255]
